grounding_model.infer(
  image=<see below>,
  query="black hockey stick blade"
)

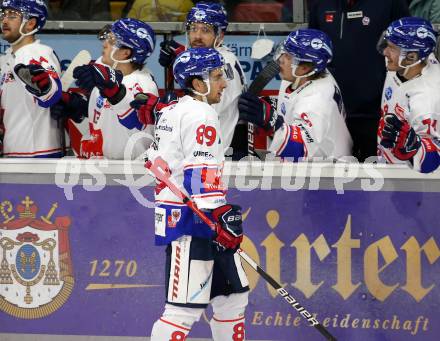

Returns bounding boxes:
[247,60,280,95]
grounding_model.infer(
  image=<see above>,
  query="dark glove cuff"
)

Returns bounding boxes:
[107,84,127,105]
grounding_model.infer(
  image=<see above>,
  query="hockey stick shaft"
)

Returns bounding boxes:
[246,60,281,157]
[145,157,337,341]
[163,34,175,92]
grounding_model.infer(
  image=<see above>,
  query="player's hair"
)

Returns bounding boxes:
[183,75,204,95]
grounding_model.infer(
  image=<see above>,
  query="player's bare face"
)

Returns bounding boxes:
[383,41,401,71]
[1,9,23,43]
[101,33,116,66]
[188,23,216,48]
[207,68,227,104]
[279,53,295,82]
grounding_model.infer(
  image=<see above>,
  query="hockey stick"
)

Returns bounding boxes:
[145,157,337,341]
[247,60,280,95]
[61,50,92,156]
[163,34,175,93]
[246,60,281,157]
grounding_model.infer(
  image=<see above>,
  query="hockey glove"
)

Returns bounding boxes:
[238,91,284,134]
[130,91,178,126]
[14,63,52,97]
[73,64,126,105]
[50,91,88,123]
[159,40,186,68]
[212,204,243,250]
[380,113,421,161]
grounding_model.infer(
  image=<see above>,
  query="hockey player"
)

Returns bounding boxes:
[133,2,246,157]
[238,29,352,160]
[0,0,62,157]
[146,47,249,341]
[55,18,158,159]
[377,17,440,173]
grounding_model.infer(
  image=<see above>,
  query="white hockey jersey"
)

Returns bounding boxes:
[270,72,352,160]
[0,40,62,157]
[214,45,246,151]
[146,95,226,245]
[84,68,158,159]
[378,54,440,173]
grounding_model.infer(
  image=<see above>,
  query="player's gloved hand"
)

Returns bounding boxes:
[159,40,185,68]
[380,113,421,161]
[73,64,126,104]
[212,204,243,250]
[130,91,178,126]
[50,91,88,123]
[238,91,284,134]
[14,63,52,96]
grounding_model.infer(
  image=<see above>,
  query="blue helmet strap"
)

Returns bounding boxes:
[110,45,132,69]
[398,50,423,77]
[291,58,317,89]
[191,72,210,102]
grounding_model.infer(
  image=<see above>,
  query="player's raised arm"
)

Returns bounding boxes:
[377,17,440,173]
[71,19,158,160]
[0,0,64,157]
[239,29,352,161]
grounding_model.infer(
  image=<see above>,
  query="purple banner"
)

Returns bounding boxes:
[1,184,439,340]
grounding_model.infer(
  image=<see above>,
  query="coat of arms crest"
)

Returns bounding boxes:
[0,196,74,319]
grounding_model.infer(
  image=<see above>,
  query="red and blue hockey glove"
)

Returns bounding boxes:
[380,113,421,161]
[73,64,126,104]
[14,63,52,96]
[212,204,243,250]
[50,91,88,123]
[238,91,284,134]
[159,40,185,68]
[130,91,178,126]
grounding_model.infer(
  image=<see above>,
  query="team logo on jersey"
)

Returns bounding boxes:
[281,102,286,115]
[1,72,15,86]
[385,87,393,101]
[0,196,74,319]
[168,209,181,228]
[96,96,104,109]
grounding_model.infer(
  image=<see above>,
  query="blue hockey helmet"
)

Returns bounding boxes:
[1,0,48,31]
[186,2,228,33]
[384,17,438,59]
[281,28,333,74]
[173,47,225,89]
[109,18,156,65]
